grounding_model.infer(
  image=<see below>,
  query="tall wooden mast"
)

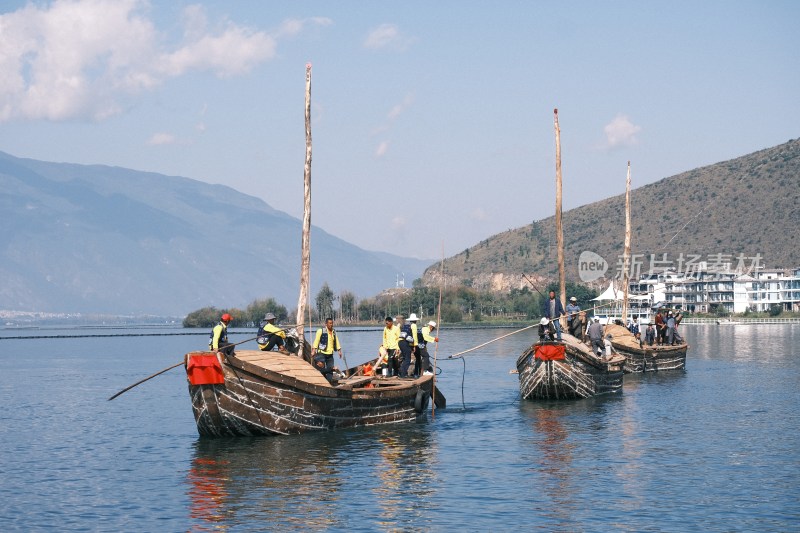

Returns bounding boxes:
[621,161,632,323]
[296,63,312,348]
[554,109,566,323]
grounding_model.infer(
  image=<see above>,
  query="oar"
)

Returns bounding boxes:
[108,335,258,401]
[108,361,184,401]
[341,350,349,376]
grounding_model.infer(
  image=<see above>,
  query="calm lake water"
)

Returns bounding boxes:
[1,324,799,531]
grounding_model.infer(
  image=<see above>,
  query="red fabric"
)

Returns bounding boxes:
[187,354,225,385]
[535,344,566,361]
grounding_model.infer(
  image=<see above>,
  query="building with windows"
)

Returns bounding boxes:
[627,267,800,314]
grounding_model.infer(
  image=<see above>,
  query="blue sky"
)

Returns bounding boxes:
[1,1,798,260]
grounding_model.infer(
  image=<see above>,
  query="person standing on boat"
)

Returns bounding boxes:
[398,314,417,377]
[209,313,235,356]
[587,316,604,356]
[543,290,566,341]
[311,317,342,380]
[257,313,286,352]
[666,311,677,345]
[654,310,666,346]
[406,313,423,377]
[419,321,439,376]
[565,296,581,337]
[629,316,640,336]
[380,316,401,376]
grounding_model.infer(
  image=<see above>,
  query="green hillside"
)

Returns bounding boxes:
[422,138,800,292]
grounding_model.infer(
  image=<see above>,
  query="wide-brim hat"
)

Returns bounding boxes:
[540,317,549,325]
[264,312,276,320]
[407,313,419,321]
[569,297,577,302]
[427,321,437,328]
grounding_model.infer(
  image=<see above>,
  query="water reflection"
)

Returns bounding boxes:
[186,425,438,531]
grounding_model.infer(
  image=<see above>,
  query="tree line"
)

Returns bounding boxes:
[183,281,598,328]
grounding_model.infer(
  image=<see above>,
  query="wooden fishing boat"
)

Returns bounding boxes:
[183,66,444,437]
[516,333,625,400]
[185,348,445,437]
[603,323,687,373]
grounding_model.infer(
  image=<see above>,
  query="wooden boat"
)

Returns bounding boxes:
[516,333,625,400]
[185,348,445,437]
[183,66,444,437]
[603,323,687,373]
[516,110,624,401]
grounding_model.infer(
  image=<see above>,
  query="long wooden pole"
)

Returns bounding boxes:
[622,161,632,323]
[431,242,445,419]
[296,63,312,353]
[554,109,566,328]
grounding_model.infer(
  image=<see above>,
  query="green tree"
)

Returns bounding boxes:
[769,304,783,317]
[315,282,336,320]
[340,291,357,322]
[245,298,288,324]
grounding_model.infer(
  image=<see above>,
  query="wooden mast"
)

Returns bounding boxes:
[621,161,631,323]
[554,109,566,327]
[296,63,312,351]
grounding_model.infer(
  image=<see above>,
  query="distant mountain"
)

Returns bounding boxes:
[422,138,800,291]
[0,152,431,315]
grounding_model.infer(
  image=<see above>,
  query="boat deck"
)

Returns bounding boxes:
[236,349,332,388]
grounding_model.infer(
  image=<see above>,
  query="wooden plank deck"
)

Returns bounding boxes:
[235,349,332,388]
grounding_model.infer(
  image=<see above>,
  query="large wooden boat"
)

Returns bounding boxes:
[516,333,625,400]
[183,66,444,437]
[603,323,687,373]
[185,348,445,437]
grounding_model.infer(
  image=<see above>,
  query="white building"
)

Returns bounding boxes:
[628,267,800,314]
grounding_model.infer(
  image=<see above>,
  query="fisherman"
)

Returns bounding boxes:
[603,334,616,360]
[257,312,286,352]
[645,323,656,346]
[587,316,604,356]
[419,320,439,376]
[628,316,640,336]
[673,310,685,344]
[654,310,666,346]
[538,317,555,342]
[398,314,418,377]
[666,311,677,346]
[311,317,342,381]
[406,313,422,377]
[379,316,401,376]
[209,313,235,356]
[543,290,566,341]
[566,296,581,337]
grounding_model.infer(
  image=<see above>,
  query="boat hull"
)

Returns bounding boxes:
[185,351,442,437]
[516,336,624,400]
[603,324,688,373]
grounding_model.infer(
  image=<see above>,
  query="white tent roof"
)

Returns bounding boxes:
[592,281,650,301]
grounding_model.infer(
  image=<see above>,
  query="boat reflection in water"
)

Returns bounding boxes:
[186,426,437,530]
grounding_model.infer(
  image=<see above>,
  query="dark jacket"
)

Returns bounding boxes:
[543,297,565,319]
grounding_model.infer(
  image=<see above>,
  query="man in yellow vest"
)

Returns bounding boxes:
[311,317,342,380]
[257,313,286,352]
[379,316,400,376]
[419,320,439,376]
[209,313,235,356]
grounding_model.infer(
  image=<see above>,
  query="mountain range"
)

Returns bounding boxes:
[421,138,800,291]
[0,152,430,316]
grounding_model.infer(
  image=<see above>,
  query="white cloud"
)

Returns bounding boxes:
[375,140,389,157]
[147,132,176,145]
[391,216,407,230]
[364,23,412,51]
[276,17,332,38]
[387,93,414,120]
[0,0,321,122]
[603,115,642,148]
